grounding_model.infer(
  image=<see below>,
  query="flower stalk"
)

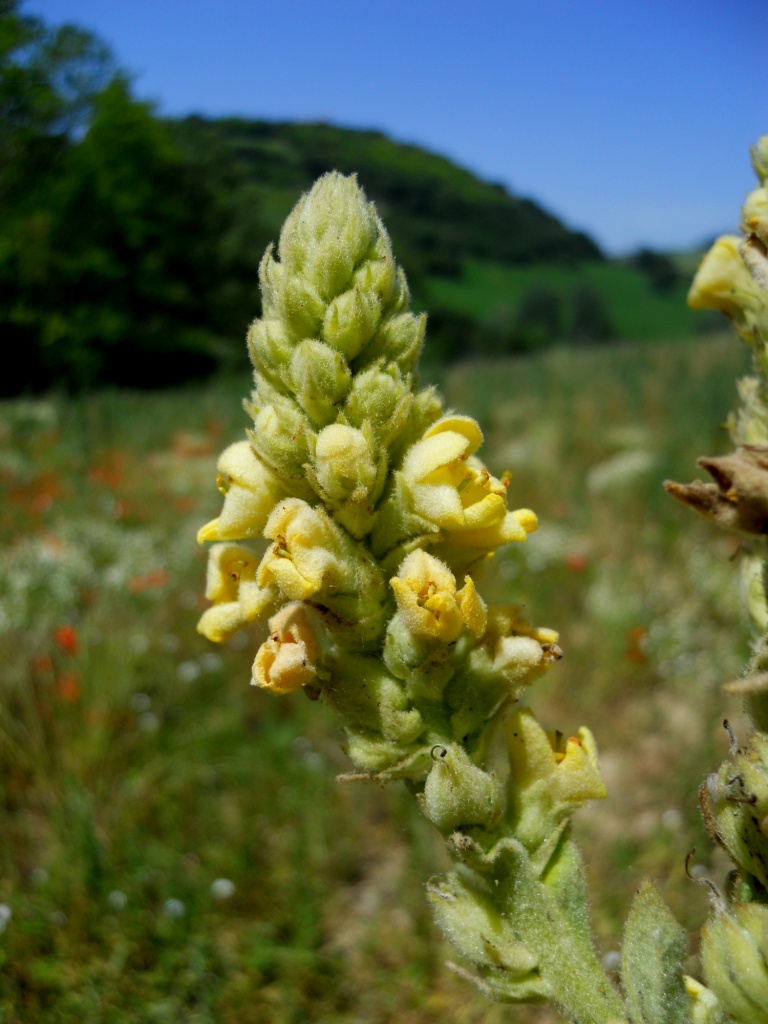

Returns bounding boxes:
[666,132,768,1024]
[199,167,768,1023]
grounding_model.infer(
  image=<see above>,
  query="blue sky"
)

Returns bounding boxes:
[28,0,768,254]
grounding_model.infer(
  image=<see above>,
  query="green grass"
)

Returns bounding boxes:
[0,332,757,1022]
[426,259,705,340]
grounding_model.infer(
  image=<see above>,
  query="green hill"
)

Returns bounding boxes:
[172,117,603,287]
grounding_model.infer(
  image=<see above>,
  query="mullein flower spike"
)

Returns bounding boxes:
[677,132,768,1024]
[198,173,625,1022]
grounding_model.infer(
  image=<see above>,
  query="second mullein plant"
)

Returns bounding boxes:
[197,151,768,1022]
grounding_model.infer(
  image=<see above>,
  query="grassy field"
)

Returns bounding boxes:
[426,259,706,340]
[0,332,757,1023]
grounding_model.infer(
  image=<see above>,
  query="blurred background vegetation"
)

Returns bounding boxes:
[0,2,754,1022]
[1,0,714,396]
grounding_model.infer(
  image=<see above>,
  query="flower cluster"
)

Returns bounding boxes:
[197,173,615,1017]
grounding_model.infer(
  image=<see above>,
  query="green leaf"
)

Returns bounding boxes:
[496,839,627,1024]
[621,880,689,1024]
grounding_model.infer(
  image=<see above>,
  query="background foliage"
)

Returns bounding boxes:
[0,1,709,394]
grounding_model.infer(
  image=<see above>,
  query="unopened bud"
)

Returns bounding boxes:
[701,903,768,1024]
[701,731,768,888]
[322,284,382,359]
[343,363,413,448]
[420,743,501,833]
[289,339,351,427]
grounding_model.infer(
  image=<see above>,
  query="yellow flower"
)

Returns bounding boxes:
[399,415,537,561]
[688,235,762,333]
[402,416,506,531]
[252,603,321,694]
[506,708,606,807]
[257,497,356,601]
[197,543,278,642]
[741,185,768,249]
[197,441,288,543]
[390,549,486,643]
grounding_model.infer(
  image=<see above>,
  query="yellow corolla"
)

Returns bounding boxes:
[197,542,278,643]
[401,416,506,530]
[401,415,537,553]
[197,441,288,543]
[688,235,761,327]
[252,603,321,694]
[505,708,606,807]
[256,497,355,601]
[390,549,486,643]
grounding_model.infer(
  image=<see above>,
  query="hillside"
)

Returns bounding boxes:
[172,117,603,287]
[4,64,709,395]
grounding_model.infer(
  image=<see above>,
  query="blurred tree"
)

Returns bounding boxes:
[511,282,562,351]
[423,307,479,362]
[3,79,227,391]
[0,0,116,197]
[568,281,616,343]
[0,4,265,393]
[629,247,680,293]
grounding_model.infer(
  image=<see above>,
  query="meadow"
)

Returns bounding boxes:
[0,332,757,1023]
[425,258,705,341]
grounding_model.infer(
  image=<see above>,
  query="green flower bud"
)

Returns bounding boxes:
[701,903,768,1024]
[277,272,326,340]
[343,362,413,448]
[420,743,501,833]
[288,339,351,427]
[356,311,426,373]
[257,246,284,320]
[387,384,445,466]
[343,727,432,779]
[322,652,424,744]
[247,317,296,390]
[279,171,377,299]
[246,381,313,495]
[353,235,397,307]
[322,284,382,359]
[306,422,386,537]
[427,871,539,975]
[701,731,768,888]
[386,265,411,315]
